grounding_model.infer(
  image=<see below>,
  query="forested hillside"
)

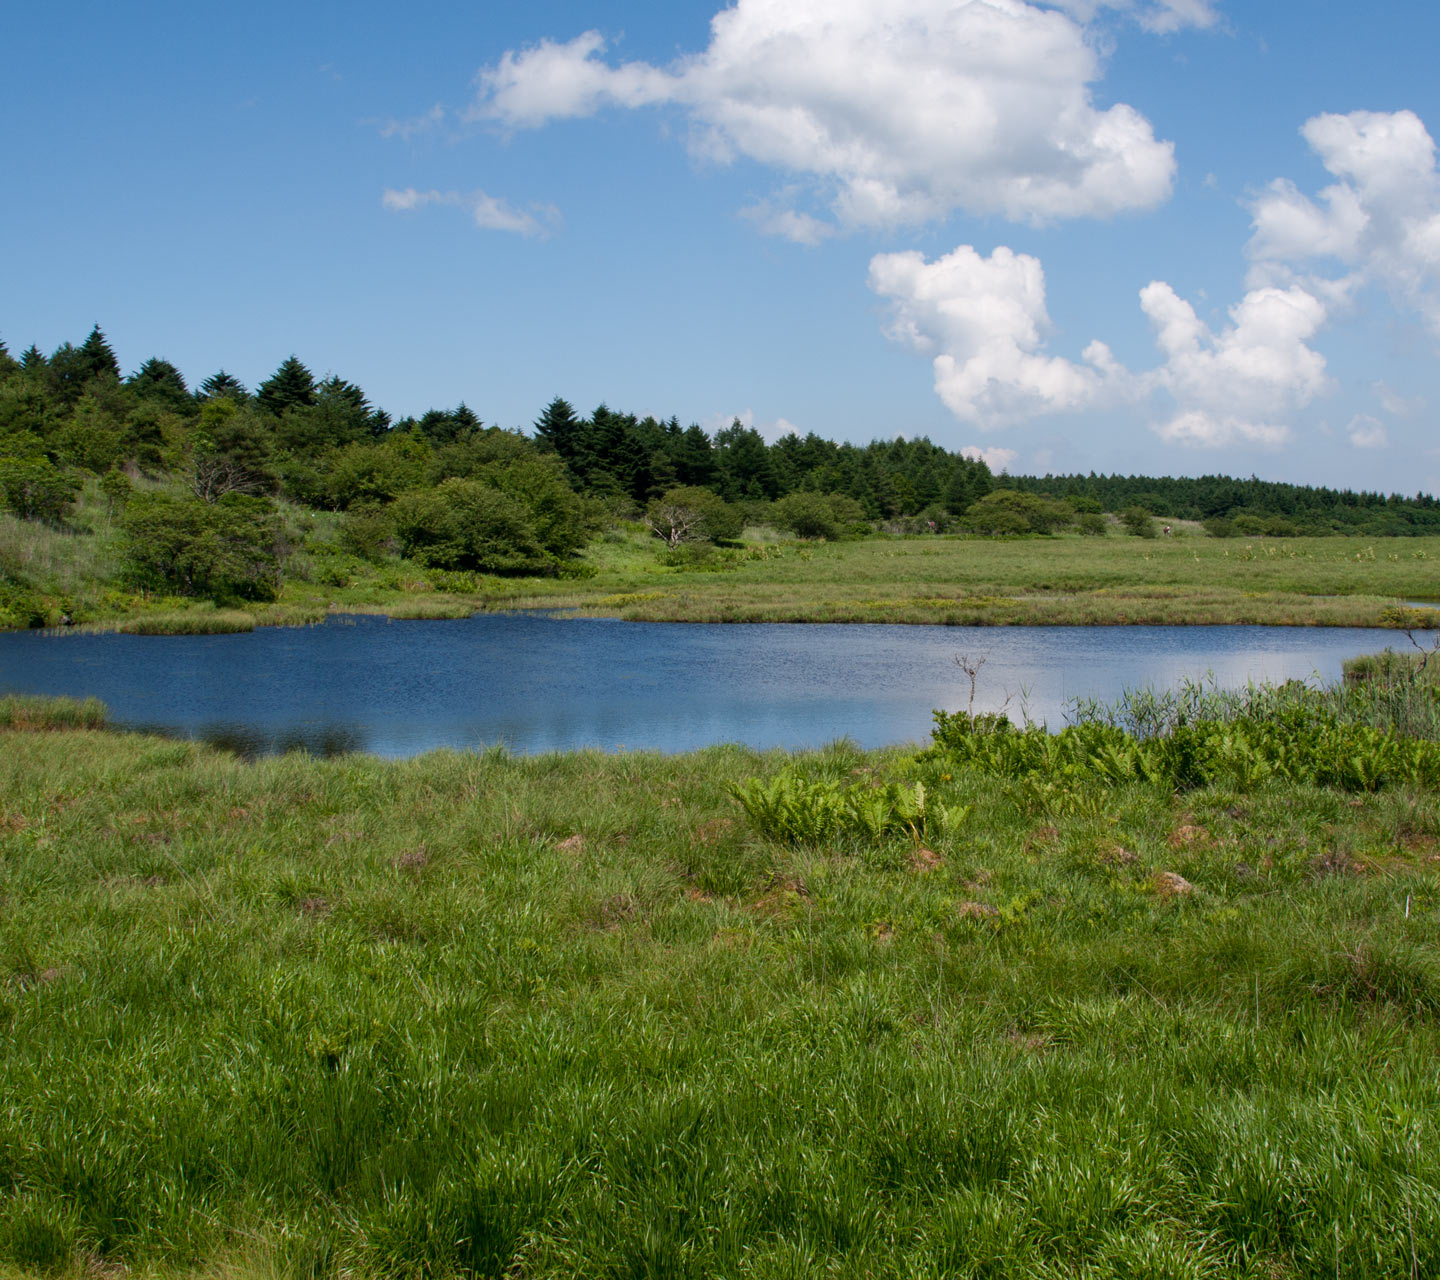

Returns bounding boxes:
[2,323,1438,628]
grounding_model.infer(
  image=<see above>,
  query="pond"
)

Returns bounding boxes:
[2,613,1434,758]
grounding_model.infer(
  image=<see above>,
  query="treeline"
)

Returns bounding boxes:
[3,323,1440,618]
[530,397,994,520]
[1002,472,1440,537]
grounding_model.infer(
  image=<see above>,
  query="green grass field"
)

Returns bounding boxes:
[3,689,1439,1278]
[506,528,1440,627]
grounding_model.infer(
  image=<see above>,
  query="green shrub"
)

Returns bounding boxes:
[961,490,1072,536]
[0,455,81,524]
[391,479,550,574]
[1120,505,1157,538]
[119,492,286,602]
[773,491,841,540]
[98,469,132,510]
[339,502,398,562]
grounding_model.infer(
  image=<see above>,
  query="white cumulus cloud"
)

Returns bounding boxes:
[1249,109,1440,337]
[870,244,1331,449]
[868,245,1113,426]
[1139,281,1329,448]
[472,0,1178,233]
[381,187,560,236]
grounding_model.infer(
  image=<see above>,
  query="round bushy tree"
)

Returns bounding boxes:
[961,490,1073,536]
[773,491,840,539]
[119,493,285,601]
[391,479,549,574]
[645,486,742,547]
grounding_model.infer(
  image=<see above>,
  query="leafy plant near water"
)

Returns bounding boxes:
[728,771,970,845]
[930,672,1440,793]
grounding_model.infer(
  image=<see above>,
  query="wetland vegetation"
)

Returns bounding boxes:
[3,658,1440,1279]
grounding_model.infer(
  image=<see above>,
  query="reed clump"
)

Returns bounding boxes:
[0,693,107,730]
[383,599,476,621]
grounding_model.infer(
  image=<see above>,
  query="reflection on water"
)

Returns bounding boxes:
[128,721,369,760]
[0,613,1434,759]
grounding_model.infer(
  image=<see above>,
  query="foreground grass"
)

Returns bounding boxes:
[3,711,1439,1277]
[7,487,1440,632]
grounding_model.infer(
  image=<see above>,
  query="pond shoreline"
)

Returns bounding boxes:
[4,613,1435,760]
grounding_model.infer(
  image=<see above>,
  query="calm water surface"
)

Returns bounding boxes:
[0,614,1432,758]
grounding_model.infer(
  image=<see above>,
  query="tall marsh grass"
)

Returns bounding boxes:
[1072,644,1440,742]
[75,609,259,635]
[0,693,107,730]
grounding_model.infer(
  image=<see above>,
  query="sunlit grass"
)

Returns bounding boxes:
[490,531,1440,627]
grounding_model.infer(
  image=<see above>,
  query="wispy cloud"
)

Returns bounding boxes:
[1347,415,1389,449]
[378,104,445,140]
[381,187,560,237]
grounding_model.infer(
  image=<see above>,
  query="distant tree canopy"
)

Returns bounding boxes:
[1001,472,1440,536]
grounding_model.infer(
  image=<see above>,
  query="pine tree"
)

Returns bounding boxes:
[128,357,191,412]
[533,397,581,464]
[198,370,248,402]
[77,325,121,382]
[713,420,779,501]
[673,424,716,488]
[255,356,317,417]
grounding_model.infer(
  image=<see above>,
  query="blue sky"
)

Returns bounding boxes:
[4,1,1439,495]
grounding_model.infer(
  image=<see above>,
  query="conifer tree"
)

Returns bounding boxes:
[533,397,581,463]
[198,370,247,401]
[312,376,388,443]
[77,325,121,382]
[255,355,316,417]
[128,357,191,411]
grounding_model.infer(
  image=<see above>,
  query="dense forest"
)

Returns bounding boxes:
[2,324,1439,621]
